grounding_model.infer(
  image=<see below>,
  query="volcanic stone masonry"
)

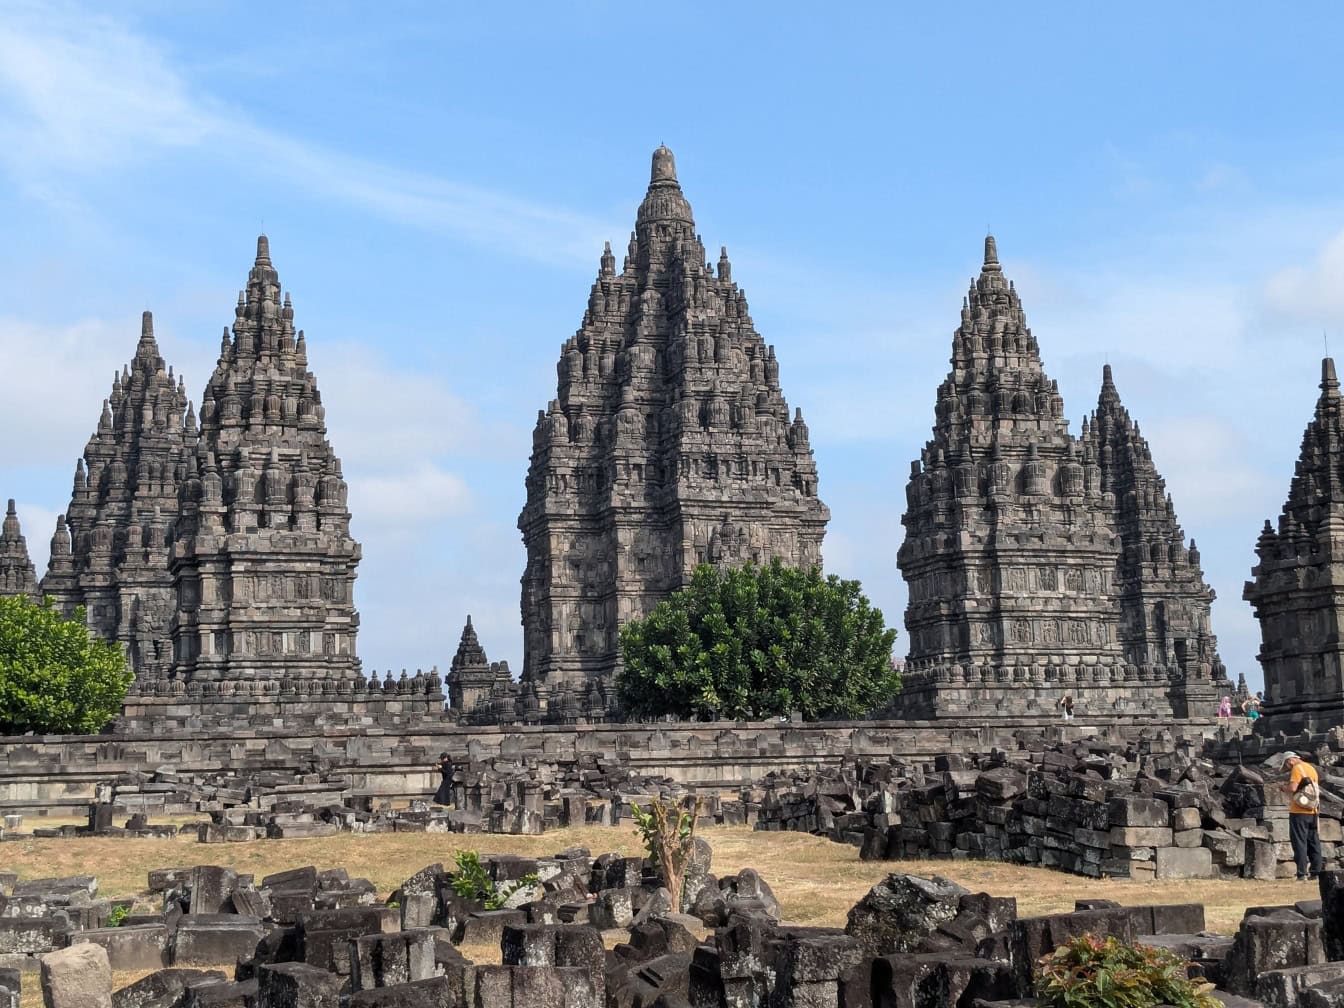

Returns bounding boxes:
[515,145,829,724]
[0,499,38,602]
[8,847,1344,1008]
[39,311,195,688]
[894,237,1230,720]
[167,237,363,691]
[1246,358,1344,735]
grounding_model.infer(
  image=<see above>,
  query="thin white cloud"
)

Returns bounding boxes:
[1263,227,1344,326]
[0,2,614,265]
[351,463,473,528]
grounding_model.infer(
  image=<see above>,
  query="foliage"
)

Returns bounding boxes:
[106,905,130,928]
[1037,934,1219,1008]
[449,850,540,911]
[632,796,702,914]
[0,596,133,735]
[618,560,899,721]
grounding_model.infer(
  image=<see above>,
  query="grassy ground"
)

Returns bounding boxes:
[2,825,1318,936]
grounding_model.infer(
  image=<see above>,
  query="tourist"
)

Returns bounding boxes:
[1218,695,1232,724]
[1243,696,1260,725]
[432,752,454,806]
[1282,752,1324,880]
[1058,695,1074,720]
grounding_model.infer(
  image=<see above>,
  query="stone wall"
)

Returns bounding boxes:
[0,717,1220,815]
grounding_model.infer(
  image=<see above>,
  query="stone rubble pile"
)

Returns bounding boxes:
[755,730,1344,881]
[14,847,1344,1008]
[3,757,759,845]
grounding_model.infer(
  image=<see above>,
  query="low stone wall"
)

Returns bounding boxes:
[0,716,1221,814]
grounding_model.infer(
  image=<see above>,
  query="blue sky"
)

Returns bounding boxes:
[3,2,1344,688]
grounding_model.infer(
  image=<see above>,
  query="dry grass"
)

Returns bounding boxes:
[3,826,1319,943]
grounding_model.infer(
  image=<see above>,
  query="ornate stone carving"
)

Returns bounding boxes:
[39,313,194,687]
[0,500,39,603]
[892,237,1228,720]
[169,237,362,693]
[517,147,829,721]
[1245,358,1344,733]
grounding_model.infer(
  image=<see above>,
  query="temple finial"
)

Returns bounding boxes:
[140,311,155,346]
[1323,356,1339,395]
[651,145,677,184]
[983,234,1000,272]
[255,234,271,266]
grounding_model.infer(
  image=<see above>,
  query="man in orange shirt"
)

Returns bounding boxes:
[1283,752,1323,881]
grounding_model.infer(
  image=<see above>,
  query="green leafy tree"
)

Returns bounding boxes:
[0,596,133,735]
[618,560,899,721]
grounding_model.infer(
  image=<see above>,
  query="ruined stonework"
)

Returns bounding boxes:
[517,146,829,721]
[894,237,1227,720]
[0,500,39,602]
[168,237,362,692]
[447,616,516,723]
[1085,364,1225,714]
[38,313,194,686]
[1245,358,1344,734]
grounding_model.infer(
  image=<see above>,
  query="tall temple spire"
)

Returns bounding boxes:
[0,499,39,602]
[1245,356,1344,733]
[40,310,195,684]
[895,238,1225,721]
[1085,364,1226,694]
[170,235,364,695]
[517,146,829,723]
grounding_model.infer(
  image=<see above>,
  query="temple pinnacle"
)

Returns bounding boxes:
[1322,356,1339,395]
[651,145,678,184]
[139,311,156,347]
[255,234,271,267]
[983,235,1001,273]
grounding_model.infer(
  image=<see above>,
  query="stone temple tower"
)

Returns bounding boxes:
[168,237,362,690]
[518,146,829,721]
[39,312,195,686]
[894,237,1226,719]
[1245,358,1344,734]
[0,500,39,602]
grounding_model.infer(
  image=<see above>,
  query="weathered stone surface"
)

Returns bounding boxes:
[893,237,1228,720]
[1155,846,1214,880]
[845,874,968,956]
[168,238,363,694]
[40,943,112,1008]
[73,926,170,972]
[514,145,828,722]
[170,915,263,967]
[350,930,437,991]
[0,920,72,956]
[1247,358,1344,735]
[0,501,38,603]
[111,970,228,1008]
[37,312,193,687]
[256,963,342,1008]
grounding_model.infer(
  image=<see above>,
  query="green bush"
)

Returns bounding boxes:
[106,905,130,928]
[0,596,133,735]
[618,559,899,721]
[449,850,539,910]
[1037,934,1219,1008]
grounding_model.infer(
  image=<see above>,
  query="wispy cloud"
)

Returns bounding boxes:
[0,2,614,264]
[1264,227,1344,326]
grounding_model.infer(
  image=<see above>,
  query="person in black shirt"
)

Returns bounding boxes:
[432,752,453,805]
